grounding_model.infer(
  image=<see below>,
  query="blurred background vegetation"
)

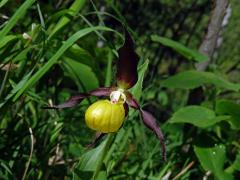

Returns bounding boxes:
[1,0,240,179]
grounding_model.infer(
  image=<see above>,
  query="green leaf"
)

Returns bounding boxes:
[12,26,113,102]
[0,160,12,176]
[225,153,240,174]
[0,0,36,39]
[62,57,99,91]
[48,0,86,40]
[64,44,94,67]
[194,145,233,180]
[78,139,107,172]
[169,106,230,128]
[161,70,240,91]
[151,35,208,62]
[216,100,240,116]
[216,100,240,129]
[0,0,9,9]
[130,59,149,101]
[0,35,18,49]
[0,70,33,109]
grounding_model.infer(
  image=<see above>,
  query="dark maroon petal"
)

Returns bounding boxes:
[43,87,113,109]
[116,30,139,89]
[123,103,129,117]
[43,93,89,109]
[89,87,114,97]
[125,92,166,160]
[140,109,167,161]
[125,92,140,109]
[86,132,106,148]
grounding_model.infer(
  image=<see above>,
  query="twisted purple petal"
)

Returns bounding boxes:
[125,92,140,109]
[125,93,166,160]
[43,87,113,109]
[140,109,167,161]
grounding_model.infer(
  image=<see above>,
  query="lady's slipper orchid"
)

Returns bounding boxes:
[45,30,166,161]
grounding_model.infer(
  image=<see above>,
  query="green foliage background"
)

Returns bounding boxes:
[0,0,240,179]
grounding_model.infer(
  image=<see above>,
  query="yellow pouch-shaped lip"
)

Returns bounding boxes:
[85,100,125,133]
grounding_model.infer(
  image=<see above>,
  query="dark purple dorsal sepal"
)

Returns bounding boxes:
[116,30,139,90]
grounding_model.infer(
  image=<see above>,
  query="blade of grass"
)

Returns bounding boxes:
[0,0,36,39]
[47,0,86,40]
[21,128,34,180]
[0,0,9,9]
[0,62,11,99]
[37,3,46,29]
[13,26,114,102]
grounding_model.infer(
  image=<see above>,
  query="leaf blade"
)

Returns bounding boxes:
[161,70,240,91]
[169,106,230,128]
[194,145,233,180]
[151,35,208,62]
[13,26,113,101]
[0,0,36,39]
